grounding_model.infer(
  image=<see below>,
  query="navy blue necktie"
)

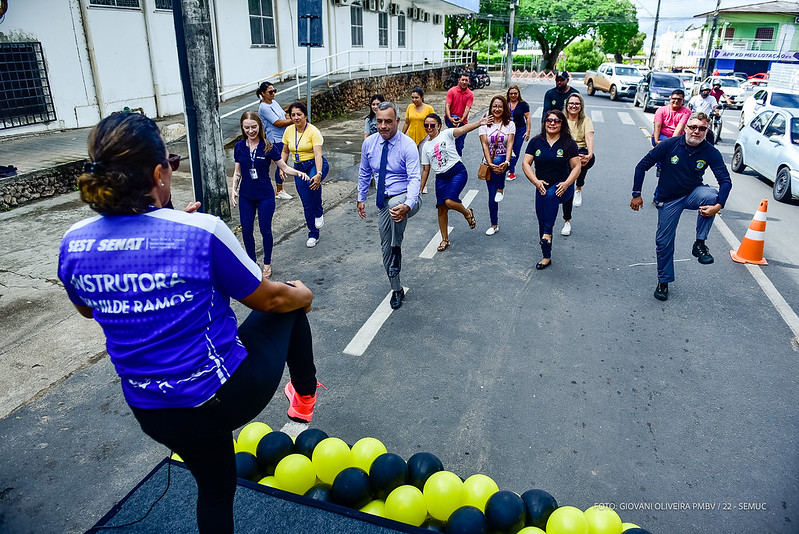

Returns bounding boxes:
[376,140,389,209]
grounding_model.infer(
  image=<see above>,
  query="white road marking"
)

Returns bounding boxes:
[343,287,410,356]
[714,217,799,343]
[640,127,652,138]
[629,259,691,267]
[619,112,635,125]
[279,421,309,437]
[591,110,604,123]
[532,107,542,118]
[419,189,478,259]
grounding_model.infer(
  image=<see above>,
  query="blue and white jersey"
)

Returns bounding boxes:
[58,209,262,409]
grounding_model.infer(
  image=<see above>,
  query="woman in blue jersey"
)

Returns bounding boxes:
[58,112,320,533]
[232,110,309,280]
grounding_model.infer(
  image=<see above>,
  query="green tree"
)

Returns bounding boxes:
[445,0,505,50]
[515,0,597,71]
[593,0,643,63]
[563,39,605,72]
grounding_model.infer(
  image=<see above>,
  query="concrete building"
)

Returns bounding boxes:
[654,26,704,70]
[0,0,477,137]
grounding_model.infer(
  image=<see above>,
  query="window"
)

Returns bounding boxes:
[724,27,735,39]
[351,5,363,47]
[89,0,140,6]
[750,110,773,133]
[249,0,276,46]
[398,14,406,48]
[154,0,172,9]
[378,12,388,47]
[754,27,774,41]
[763,114,786,137]
[0,42,57,130]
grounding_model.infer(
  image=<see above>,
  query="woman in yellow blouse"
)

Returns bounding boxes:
[281,102,329,248]
[402,87,434,192]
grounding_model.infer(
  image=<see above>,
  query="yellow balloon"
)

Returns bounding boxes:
[360,499,386,517]
[237,422,272,454]
[170,452,183,463]
[462,474,499,512]
[584,505,623,534]
[274,453,316,495]
[258,475,279,488]
[423,471,464,522]
[517,528,547,534]
[311,437,352,485]
[384,485,427,526]
[351,437,388,472]
[546,506,590,534]
[622,523,641,532]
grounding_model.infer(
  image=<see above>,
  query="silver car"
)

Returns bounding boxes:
[732,108,799,202]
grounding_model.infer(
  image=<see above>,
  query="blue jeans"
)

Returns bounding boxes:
[655,185,720,283]
[238,195,275,264]
[509,125,526,175]
[272,142,284,186]
[485,155,507,226]
[445,117,466,156]
[535,182,574,239]
[293,158,329,239]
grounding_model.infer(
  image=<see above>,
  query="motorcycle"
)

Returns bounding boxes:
[711,105,725,143]
[474,66,491,87]
[444,67,485,90]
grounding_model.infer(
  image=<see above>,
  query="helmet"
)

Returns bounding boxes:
[700,83,712,92]
[712,81,721,87]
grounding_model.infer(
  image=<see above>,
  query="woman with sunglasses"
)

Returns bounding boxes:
[257,82,293,200]
[522,109,581,269]
[419,113,490,251]
[506,85,531,181]
[480,95,515,236]
[59,112,319,533]
[233,111,309,279]
[560,93,595,236]
[364,94,385,140]
[281,102,330,248]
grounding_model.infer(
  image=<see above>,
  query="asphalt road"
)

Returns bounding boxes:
[1,81,797,533]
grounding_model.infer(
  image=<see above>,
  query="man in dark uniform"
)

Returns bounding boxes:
[542,71,579,121]
[631,112,732,302]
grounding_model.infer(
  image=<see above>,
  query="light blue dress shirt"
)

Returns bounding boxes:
[358,132,421,209]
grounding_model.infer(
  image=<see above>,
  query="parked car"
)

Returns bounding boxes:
[633,72,684,113]
[636,65,651,75]
[676,73,701,91]
[748,72,769,86]
[584,63,643,101]
[726,71,749,81]
[732,107,799,202]
[739,87,799,129]
[692,76,746,109]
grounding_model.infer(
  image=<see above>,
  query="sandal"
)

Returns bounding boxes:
[437,240,450,252]
[465,208,476,229]
[263,264,272,279]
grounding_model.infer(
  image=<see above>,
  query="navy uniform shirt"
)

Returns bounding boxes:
[526,135,579,185]
[234,139,282,200]
[542,86,579,119]
[633,136,732,206]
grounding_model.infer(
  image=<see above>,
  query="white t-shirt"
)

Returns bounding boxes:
[688,94,717,116]
[421,129,461,174]
[479,121,516,163]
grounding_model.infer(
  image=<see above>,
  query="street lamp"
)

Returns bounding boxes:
[486,14,493,70]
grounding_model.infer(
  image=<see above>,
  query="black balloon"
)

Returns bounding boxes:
[255,431,294,475]
[369,453,409,499]
[407,452,444,490]
[235,451,261,482]
[423,518,447,531]
[623,529,653,534]
[521,488,558,528]
[294,428,329,458]
[330,467,373,509]
[305,485,331,502]
[484,491,525,534]
[446,506,488,534]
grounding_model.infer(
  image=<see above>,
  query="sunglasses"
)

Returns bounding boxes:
[686,125,708,132]
[166,153,180,171]
[545,118,562,124]
[423,123,437,129]
[267,89,276,94]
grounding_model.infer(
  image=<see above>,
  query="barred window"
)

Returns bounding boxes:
[378,12,389,47]
[89,0,140,7]
[351,5,364,47]
[0,42,57,130]
[249,0,276,46]
[398,14,406,48]
[154,0,172,9]
[724,27,735,39]
[754,27,774,41]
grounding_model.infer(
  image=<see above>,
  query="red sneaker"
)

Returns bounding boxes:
[507,172,516,181]
[284,381,321,423]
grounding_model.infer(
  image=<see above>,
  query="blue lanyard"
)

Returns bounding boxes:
[294,126,306,162]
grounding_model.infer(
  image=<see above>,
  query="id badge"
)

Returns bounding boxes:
[249,168,258,180]
[294,153,300,163]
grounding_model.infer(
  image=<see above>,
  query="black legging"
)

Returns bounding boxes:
[130,308,317,533]
[562,150,595,222]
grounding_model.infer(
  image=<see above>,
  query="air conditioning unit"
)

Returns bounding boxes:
[378,0,388,11]
[409,7,418,19]
[389,2,400,15]
[332,0,351,5]
[422,12,430,23]
[367,0,377,11]
[433,14,442,25]
[416,9,425,21]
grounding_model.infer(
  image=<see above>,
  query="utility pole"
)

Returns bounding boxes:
[504,0,517,88]
[172,0,229,219]
[702,0,723,79]
[486,14,493,70]
[648,0,662,69]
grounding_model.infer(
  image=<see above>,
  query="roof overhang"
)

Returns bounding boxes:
[412,0,480,15]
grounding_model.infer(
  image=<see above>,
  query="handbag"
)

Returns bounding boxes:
[477,127,499,180]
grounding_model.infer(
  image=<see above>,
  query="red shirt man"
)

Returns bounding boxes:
[445,73,474,155]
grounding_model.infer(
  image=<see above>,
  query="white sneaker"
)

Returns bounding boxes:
[306,237,318,248]
[561,221,572,236]
[276,190,293,200]
[485,226,499,236]
[314,215,324,229]
[573,189,582,206]
[494,191,504,203]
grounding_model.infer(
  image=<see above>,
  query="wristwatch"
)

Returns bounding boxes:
[631,191,642,198]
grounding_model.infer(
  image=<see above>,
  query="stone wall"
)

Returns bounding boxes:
[1,161,84,211]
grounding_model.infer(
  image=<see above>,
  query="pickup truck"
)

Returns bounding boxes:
[584,63,643,101]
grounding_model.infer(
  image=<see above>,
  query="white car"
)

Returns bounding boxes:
[739,87,799,130]
[732,107,799,202]
[676,73,701,91]
[692,76,746,108]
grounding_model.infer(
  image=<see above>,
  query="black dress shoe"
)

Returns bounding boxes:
[654,282,669,301]
[692,241,714,264]
[535,260,552,270]
[390,289,405,309]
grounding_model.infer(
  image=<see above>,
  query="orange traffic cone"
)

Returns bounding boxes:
[730,199,768,265]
